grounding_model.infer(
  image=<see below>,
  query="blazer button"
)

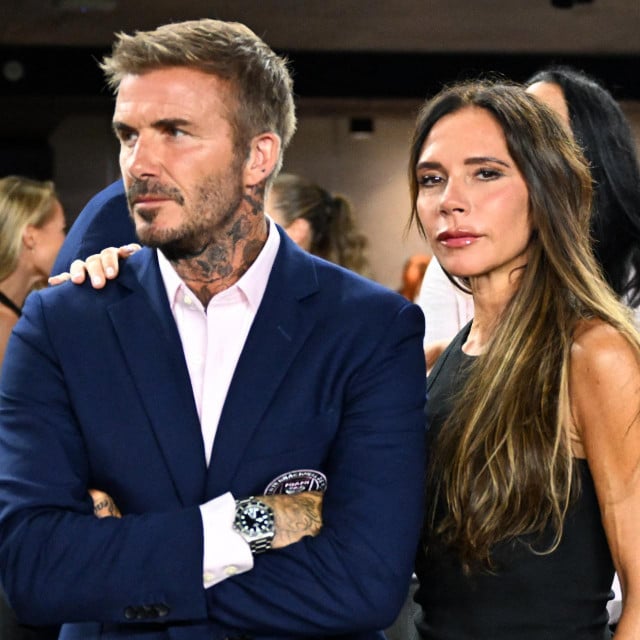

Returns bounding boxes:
[142,605,156,618]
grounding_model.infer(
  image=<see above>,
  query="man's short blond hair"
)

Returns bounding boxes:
[101,19,296,175]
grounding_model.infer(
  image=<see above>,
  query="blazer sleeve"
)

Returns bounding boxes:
[0,292,208,626]
[51,180,137,274]
[205,301,427,634]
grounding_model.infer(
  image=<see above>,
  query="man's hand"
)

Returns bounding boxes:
[260,491,323,549]
[89,489,122,518]
[88,486,322,547]
[49,244,141,288]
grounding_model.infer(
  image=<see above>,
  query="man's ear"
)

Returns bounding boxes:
[244,132,281,186]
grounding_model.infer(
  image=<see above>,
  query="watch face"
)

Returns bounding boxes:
[238,503,274,536]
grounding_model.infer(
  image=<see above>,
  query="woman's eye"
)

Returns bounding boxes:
[419,174,443,187]
[477,168,502,180]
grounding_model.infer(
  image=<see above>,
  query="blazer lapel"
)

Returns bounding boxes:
[205,234,319,496]
[108,249,207,506]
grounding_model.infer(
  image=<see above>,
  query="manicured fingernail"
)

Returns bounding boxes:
[105,267,115,277]
[92,276,102,286]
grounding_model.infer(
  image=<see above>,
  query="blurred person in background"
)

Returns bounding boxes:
[267,172,371,276]
[0,174,65,640]
[0,175,65,366]
[397,254,431,302]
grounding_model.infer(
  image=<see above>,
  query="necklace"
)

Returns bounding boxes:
[0,291,22,317]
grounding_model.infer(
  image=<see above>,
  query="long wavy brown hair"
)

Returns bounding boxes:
[408,81,640,571]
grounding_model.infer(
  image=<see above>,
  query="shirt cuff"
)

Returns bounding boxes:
[199,492,253,589]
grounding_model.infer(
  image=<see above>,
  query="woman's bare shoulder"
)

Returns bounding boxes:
[571,318,637,371]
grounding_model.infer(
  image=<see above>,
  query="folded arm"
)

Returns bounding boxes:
[204,302,427,634]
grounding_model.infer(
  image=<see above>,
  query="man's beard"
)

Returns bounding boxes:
[127,167,244,261]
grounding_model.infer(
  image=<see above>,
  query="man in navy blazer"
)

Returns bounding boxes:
[0,19,426,640]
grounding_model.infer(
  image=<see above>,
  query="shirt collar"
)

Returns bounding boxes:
[158,217,280,311]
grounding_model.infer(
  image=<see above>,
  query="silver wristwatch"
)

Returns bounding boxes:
[233,497,275,554]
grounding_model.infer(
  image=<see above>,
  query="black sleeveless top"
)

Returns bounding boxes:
[414,323,614,640]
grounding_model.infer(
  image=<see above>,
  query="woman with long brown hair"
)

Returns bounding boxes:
[409,81,640,638]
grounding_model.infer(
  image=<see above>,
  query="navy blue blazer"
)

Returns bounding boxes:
[52,179,136,274]
[0,229,427,639]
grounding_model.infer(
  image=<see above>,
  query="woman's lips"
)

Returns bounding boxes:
[436,229,481,247]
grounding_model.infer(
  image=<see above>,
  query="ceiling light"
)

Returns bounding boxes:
[349,117,374,140]
[550,0,594,7]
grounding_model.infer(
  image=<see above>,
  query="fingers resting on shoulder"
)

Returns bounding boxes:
[48,244,141,288]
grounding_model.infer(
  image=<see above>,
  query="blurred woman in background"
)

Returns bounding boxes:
[0,175,65,366]
[267,172,371,276]
[397,253,431,302]
[0,175,64,640]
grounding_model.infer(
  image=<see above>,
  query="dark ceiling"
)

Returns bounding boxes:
[0,0,638,156]
[2,0,639,98]
[2,0,638,53]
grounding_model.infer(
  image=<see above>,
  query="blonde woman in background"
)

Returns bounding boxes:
[0,175,64,640]
[0,175,65,366]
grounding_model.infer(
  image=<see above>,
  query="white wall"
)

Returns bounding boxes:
[282,112,430,289]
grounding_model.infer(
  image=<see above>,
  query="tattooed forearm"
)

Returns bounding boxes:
[261,491,323,549]
[89,489,122,519]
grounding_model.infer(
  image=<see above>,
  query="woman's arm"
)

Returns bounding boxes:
[570,320,640,638]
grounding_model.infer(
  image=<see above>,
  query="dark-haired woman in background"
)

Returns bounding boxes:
[410,80,640,639]
[527,65,640,315]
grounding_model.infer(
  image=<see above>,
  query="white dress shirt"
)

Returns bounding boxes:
[157,219,280,588]
[417,258,474,346]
